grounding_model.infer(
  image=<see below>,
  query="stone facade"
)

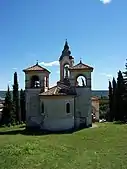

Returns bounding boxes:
[23,41,96,131]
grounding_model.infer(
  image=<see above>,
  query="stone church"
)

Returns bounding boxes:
[23,41,99,131]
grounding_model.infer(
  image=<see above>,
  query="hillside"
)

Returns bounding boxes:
[0,90,108,99]
[0,123,127,169]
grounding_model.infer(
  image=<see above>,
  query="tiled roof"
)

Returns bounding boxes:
[40,79,77,96]
[23,63,50,73]
[40,86,58,96]
[69,61,93,71]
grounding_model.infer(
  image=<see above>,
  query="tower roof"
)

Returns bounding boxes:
[69,60,93,71]
[59,40,73,61]
[23,62,50,73]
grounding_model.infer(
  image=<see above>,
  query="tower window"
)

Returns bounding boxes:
[31,75,40,88]
[64,64,70,78]
[66,102,70,113]
[76,75,87,87]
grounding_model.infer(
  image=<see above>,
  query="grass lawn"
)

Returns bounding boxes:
[0,123,127,169]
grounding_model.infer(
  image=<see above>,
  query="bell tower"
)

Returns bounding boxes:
[59,40,74,81]
[23,62,50,127]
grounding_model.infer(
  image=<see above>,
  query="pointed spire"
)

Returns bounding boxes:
[59,39,72,61]
[64,39,69,51]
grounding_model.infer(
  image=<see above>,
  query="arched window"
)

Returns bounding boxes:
[66,103,70,113]
[76,75,87,87]
[41,102,44,114]
[64,64,70,78]
[31,75,40,88]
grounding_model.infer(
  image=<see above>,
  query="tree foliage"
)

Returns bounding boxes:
[115,71,125,121]
[108,63,127,123]
[0,86,14,126]
[99,97,109,119]
[13,72,20,122]
[20,89,26,122]
[108,80,113,121]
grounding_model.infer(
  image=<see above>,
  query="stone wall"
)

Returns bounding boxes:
[40,95,75,131]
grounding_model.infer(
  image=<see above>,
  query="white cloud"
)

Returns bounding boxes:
[12,68,17,70]
[100,0,112,4]
[100,73,113,78]
[39,61,59,67]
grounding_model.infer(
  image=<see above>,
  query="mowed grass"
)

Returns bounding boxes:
[0,123,127,169]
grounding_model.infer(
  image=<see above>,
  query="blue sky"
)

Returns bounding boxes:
[0,0,127,90]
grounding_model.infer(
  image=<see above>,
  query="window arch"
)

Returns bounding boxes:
[66,102,70,113]
[41,102,44,114]
[76,75,87,87]
[64,64,70,78]
[31,75,40,88]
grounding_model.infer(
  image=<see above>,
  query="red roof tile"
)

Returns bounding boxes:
[69,61,93,71]
[23,64,50,73]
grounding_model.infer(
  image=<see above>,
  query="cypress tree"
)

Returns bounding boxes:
[1,86,14,125]
[123,60,127,121]
[108,81,113,121]
[112,77,117,121]
[13,72,20,122]
[115,71,125,121]
[20,89,26,122]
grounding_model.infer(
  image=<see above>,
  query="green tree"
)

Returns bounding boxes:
[99,97,109,120]
[1,86,14,125]
[115,71,125,121]
[112,77,117,121]
[20,89,26,122]
[108,80,113,121]
[123,60,127,121]
[13,72,20,122]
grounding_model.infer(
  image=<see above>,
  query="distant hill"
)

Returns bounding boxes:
[0,90,108,99]
[92,90,108,98]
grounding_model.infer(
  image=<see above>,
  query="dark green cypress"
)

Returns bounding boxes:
[112,78,117,121]
[115,71,125,121]
[20,89,26,122]
[13,72,20,122]
[1,86,14,125]
[108,80,113,121]
[123,60,127,121]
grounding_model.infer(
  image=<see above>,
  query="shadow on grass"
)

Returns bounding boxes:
[0,129,75,136]
[113,121,127,125]
[0,124,91,136]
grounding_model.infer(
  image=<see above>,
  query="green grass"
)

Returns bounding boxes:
[0,123,127,169]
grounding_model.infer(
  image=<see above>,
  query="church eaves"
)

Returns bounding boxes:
[23,63,50,73]
[69,60,93,71]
